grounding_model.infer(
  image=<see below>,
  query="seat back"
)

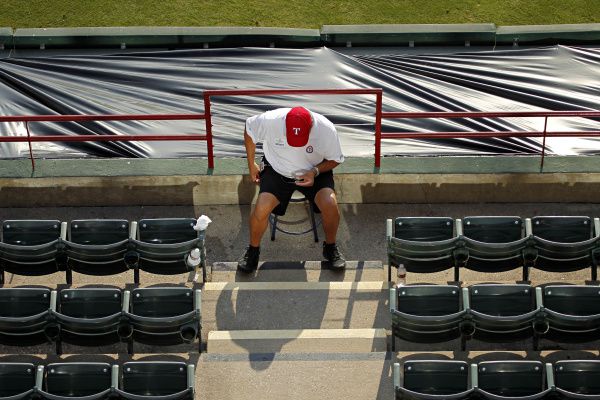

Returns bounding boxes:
[0,363,35,397]
[69,220,129,245]
[394,217,454,241]
[463,217,523,243]
[45,363,111,397]
[138,219,197,244]
[469,284,535,316]
[543,286,600,316]
[122,362,188,396]
[403,360,469,395]
[397,285,461,316]
[554,361,600,395]
[0,288,51,317]
[532,216,592,243]
[130,287,193,317]
[478,361,545,397]
[2,220,61,245]
[58,288,122,318]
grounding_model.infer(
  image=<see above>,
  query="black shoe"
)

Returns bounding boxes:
[238,246,260,273]
[323,242,346,270]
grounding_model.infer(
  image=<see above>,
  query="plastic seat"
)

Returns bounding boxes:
[530,216,600,281]
[53,288,129,354]
[0,220,64,285]
[40,363,113,399]
[390,285,464,351]
[387,217,462,282]
[0,288,55,346]
[64,220,130,284]
[118,362,194,400]
[461,216,531,280]
[553,360,600,397]
[476,361,550,400]
[125,287,201,354]
[463,284,538,350]
[536,285,600,344]
[129,218,206,284]
[0,363,36,400]
[394,360,473,400]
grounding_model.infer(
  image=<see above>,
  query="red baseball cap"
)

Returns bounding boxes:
[286,107,312,147]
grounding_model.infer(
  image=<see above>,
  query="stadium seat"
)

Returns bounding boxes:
[387,217,463,282]
[0,363,36,400]
[460,216,532,281]
[535,285,600,345]
[128,218,206,284]
[390,285,464,351]
[40,362,113,399]
[53,288,130,354]
[64,220,130,284]
[529,216,600,281]
[462,284,538,350]
[118,362,194,400]
[553,360,600,397]
[125,287,201,353]
[394,360,473,400]
[0,220,66,285]
[0,288,56,346]
[476,361,550,399]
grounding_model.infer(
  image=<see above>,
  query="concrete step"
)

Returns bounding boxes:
[201,281,389,342]
[207,328,387,354]
[210,260,384,282]
[198,352,392,400]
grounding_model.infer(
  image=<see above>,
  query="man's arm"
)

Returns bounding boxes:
[295,159,340,187]
[244,130,261,184]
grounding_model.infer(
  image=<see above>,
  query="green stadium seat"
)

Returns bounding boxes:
[0,220,65,285]
[126,287,201,354]
[0,288,56,346]
[118,362,194,400]
[461,216,532,281]
[553,360,600,396]
[64,220,130,284]
[41,363,113,399]
[463,284,538,350]
[128,218,206,284]
[390,285,464,351]
[0,363,36,400]
[394,360,473,400]
[387,217,463,282]
[53,288,129,354]
[476,361,550,400]
[530,216,600,281]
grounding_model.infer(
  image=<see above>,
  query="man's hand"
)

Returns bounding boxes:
[295,170,316,187]
[249,162,261,184]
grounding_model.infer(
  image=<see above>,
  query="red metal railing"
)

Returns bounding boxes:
[0,113,207,170]
[379,110,600,169]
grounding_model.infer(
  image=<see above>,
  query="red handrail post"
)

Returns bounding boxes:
[540,116,548,171]
[25,121,35,171]
[203,93,215,170]
[374,90,383,169]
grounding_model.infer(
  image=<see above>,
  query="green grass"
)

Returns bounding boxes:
[1,0,599,29]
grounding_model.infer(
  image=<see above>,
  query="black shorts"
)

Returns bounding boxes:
[259,163,335,216]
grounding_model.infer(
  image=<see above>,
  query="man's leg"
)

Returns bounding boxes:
[249,192,280,247]
[314,187,346,269]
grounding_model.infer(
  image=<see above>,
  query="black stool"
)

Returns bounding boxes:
[269,192,320,242]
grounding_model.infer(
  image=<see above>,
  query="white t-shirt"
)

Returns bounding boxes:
[245,108,345,178]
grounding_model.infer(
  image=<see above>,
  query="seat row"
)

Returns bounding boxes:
[0,287,201,354]
[0,361,194,400]
[387,216,600,282]
[394,359,600,400]
[0,218,207,284]
[390,283,600,351]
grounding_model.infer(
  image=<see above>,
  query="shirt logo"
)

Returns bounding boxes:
[306,146,314,153]
[275,138,285,147]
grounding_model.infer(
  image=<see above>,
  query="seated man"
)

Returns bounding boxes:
[238,106,346,272]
